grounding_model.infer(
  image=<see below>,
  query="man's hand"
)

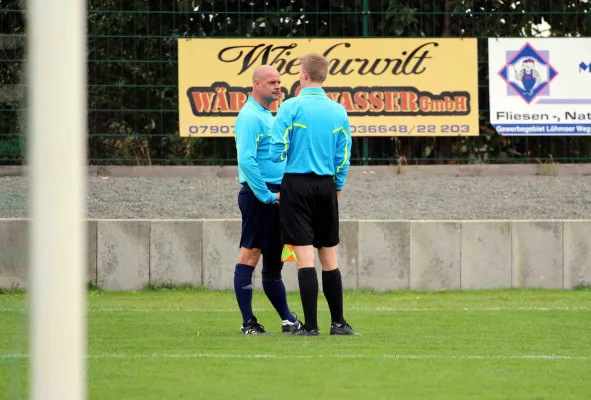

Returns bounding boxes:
[336,190,342,200]
[271,191,280,206]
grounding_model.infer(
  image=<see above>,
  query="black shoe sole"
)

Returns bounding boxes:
[241,330,270,335]
[289,330,319,336]
[330,329,361,336]
[281,326,301,333]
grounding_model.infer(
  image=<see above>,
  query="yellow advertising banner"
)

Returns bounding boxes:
[177,38,479,137]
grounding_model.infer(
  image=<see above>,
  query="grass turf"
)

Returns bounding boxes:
[1,288,590,399]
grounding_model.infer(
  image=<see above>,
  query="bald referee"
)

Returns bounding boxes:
[233,65,303,335]
[269,53,359,336]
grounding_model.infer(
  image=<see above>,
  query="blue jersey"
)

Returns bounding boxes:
[269,87,352,191]
[235,96,285,203]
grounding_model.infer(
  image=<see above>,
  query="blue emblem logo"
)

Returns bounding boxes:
[498,42,558,104]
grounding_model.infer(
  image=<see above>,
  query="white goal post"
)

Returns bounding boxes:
[27,0,88,399]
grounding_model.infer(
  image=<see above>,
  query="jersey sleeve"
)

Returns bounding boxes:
[269,100,293,163]
[235,113,276,203]
[333,107,352,191]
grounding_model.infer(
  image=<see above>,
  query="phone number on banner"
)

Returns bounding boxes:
[189,125,235,134]
[188,124,472,135]
[350,124,471,134]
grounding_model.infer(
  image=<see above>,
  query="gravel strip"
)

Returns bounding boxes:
[1,174,590,220]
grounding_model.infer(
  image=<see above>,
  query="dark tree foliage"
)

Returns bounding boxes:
[0,0,589,165]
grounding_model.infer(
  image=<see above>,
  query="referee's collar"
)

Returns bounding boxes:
[246,96,269,111]
[299,87,326,96]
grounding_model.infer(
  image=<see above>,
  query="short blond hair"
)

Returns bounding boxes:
[299,52,329,83]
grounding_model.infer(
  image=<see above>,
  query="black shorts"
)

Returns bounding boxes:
[237,183,282,258]
[279,173,339,248]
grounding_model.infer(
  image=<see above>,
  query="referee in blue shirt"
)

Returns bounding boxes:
[233,65,303,335]
[269,53,360,336]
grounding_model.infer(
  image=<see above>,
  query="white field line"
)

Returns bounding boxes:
[0,353,588,361]
[0,306,589,313]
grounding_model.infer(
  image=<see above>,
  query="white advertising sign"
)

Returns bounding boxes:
[488,38,591,136]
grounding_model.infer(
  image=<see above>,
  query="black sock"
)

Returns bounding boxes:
[322,268,345,325]
[262,278,296,322]
[233,263,254,324]
[298,267,318,330]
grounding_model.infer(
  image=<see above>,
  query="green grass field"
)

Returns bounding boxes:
[1,288,590,399]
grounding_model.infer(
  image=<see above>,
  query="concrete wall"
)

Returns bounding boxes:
[4,163,591,179]
[1,218,590,291]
